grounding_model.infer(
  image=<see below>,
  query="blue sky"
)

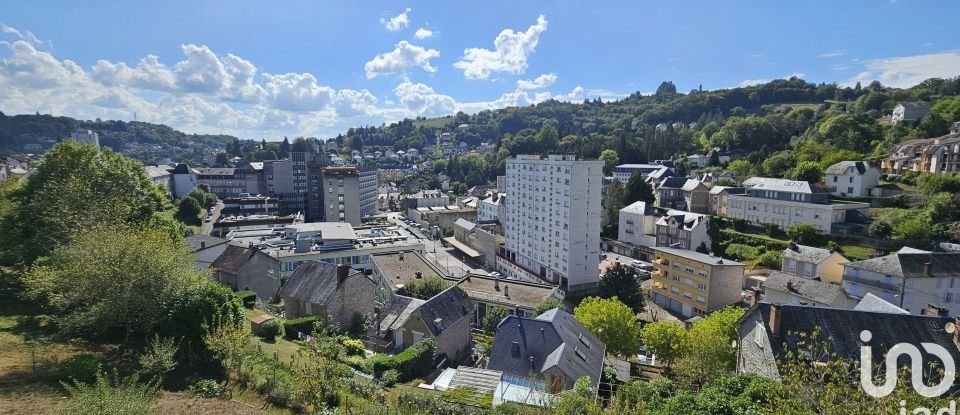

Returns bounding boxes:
[1,0,958,139]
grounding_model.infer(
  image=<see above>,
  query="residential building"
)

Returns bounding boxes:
[221,195,279,217]
[359,168,378,218]
[617,202,658,248]
[726,177,871,234]
[686,149,731,168]
[455,273,559,326]
[314,166,363,226]
[409,206,478,236]
[449,219,504,269]
[824,161,880,197]
[780,243,848,284]
[184,235,229,270]
[405,189,447,209]
[280,262,376,329]
[891,101,930,125]
[502,155,603,293]
[650,247,745,317]
[70,130,99,147]
[655,177,709,213]
[145,165,172,195]
[762,271,855,308]
[236,161,266,195]
[170,163,199,198]
[478,192,504,223]
[488,308,605,393]
[708,186,745,216]
[197,167,246,199]
[736,303,960,381]
[655,210,710,251]
[881,122,960,174]
[264,153,309,216]
[841,250,960,314]
[210,244,282,301]
[612,163,669,182]
[370,286,473,362]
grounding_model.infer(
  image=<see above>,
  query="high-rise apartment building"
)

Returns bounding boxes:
[502,155,602,293]
[70,130,99,147]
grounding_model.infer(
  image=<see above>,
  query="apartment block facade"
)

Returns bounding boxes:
[503,155,603,293]
[726,178,870,234]
[650,247,744,317]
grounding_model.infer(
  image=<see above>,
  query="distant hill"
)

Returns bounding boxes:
[0,113,235,164]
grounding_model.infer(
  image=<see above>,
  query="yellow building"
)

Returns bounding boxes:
[650,247,745,317]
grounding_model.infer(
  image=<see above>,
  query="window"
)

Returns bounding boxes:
[832,176,837,183]
[697,283,706,290]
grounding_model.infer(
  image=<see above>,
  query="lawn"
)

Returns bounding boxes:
[413,116,455,129]
[839,244,878,261]
[877,180,920,193]
[243,308,303,364]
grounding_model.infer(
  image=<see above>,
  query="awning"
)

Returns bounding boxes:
[442,237,483,258]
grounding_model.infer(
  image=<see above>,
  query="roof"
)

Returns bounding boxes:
[658,176,689,189]
[654,246,744,266]
[279,261,362,305]
[184,235,228,253]
[749,303,960,370]
[680,179,706,192]
[454,218,476,232]
[853,293,909,314]
[781,244,837,264]
[709,186,745,195]
[844,252,960,279]
[285,222,357,240]
[764,271,845,305]
[824,161,869,175]
[619,201,652,215]
[456,274,557,309]
[372,251,445,289]
[376,295,426,334]
[743,177,813,194]
[488,308,606,390]
[211,244,259,274]
[171,163,199,175]
[656,209,706,230]
[197,167,236,176]
[415,286,472,337]
[145,165,172,179]
[896,101,931,120]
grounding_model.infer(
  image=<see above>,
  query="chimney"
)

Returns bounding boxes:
[924,262,932,277]
[337,264,350,284]
[746,288,759,307]
[504,285,510,299]
[200,241,206,249]
[926,304,948,317]
[415,271,423,279]
[789,242,799,252]
[769,304,782,336]
[787,280,796,293]
[495,277,500,291]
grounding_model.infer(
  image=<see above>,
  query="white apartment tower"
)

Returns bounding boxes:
[70,130,99,147]
[503,155,603,293]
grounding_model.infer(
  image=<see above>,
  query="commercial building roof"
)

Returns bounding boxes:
[372,251,446,288]
[285,222,357,240]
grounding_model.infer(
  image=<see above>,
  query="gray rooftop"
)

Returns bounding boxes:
[743,177,813,194]
[852,292,909,314]
[285,222,357,240]
[824,161,869,176]
[654,246,744,266]
[764,271,845,305]
[781,244,837,264]
[279,261,363,305]
[844,252,960,279]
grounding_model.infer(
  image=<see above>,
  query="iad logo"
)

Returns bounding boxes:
[859,329,956,398]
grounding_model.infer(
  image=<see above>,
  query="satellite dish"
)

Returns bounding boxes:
[946,322,956,334]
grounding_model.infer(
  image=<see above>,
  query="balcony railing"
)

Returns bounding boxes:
[651,270,664,277]
[653,258,668,265]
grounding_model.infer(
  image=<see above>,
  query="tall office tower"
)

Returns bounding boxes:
[503,155,603,293]
[358,169,379,218]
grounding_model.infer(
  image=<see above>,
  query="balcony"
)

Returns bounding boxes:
[652,281,664,289]
[651,270,664,277]
[653,258,668,265]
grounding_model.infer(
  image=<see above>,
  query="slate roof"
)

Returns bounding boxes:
[825,161,868,175]
[709,186,745,195]
[853,293,909,314]
[454,218,476,232]
[745,177,813,194]
[657,176,689,189]
[414,286,472,337]
[764,271,845,305]
[197,167,236,176]
[376,295,426,334]
[897,101,931,121]
[145,165,172,179]
[619,201,652,215]
[655,210,707,231]
[211,245,258,274]
[749,303,960,370]
[487,308,606,389]
[781,244,836,264]
[171,163,199,175]
[279,261,362,305]
[680,179,705,192]
[184,235,228,253]
[844,252,960,279]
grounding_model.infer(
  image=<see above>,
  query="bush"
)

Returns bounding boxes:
[254,319,283,340]
[138,336,177,382]
[380,369,400,387]
[758,251,782,270]
[61,370,159,415]
[366,338,435,381]
[398,276,448,300]
[283,316,320,339]
[188,379,225,398]
[59,354,100,384]
[235,290,256,308]
[724,244,761,261]
[342,338,365,356]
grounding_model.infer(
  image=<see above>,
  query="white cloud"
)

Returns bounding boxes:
[847,51,960,88]
[516,72,557,89]
[739,72,805,87]
[414,27,434,40]
[364,41,440,79]
[818,51,845,58]
[261,72,335,112]
[454,14,548,80]
[335,89,379,117]
[393,81,457,117]
[380,8,412,32]
[0,23,48,49]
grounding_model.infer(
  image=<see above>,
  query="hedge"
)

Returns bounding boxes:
[720,229,789,252]
[366,338,435,382]
[235,290,256,308]
[283,316,320,339]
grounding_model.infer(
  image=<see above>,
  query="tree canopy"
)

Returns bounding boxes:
[573,296,642,355]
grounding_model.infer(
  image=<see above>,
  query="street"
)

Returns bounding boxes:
[200,201,223,236]
[385,211,485,278]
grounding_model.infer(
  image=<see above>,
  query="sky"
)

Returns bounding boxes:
[1,0,958,140]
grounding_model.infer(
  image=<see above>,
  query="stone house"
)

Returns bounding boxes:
[371,287,473,363]
[279,262,376,330]
[762,271,855,308]
[211,244,282,301]
[655,177,709,213]
[184,235,229,271]
[780,243,849,284]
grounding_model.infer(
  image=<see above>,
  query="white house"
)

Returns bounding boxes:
[824,161,880,197]
[618,201,657,248]
[726,177,871,234]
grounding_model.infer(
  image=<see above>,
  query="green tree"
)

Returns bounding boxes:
[624,172,656,205]
[786,223,818,244]
[674,307,744,387]
[533,297,567,316]
[215,152,230,166]
[640,321,687,368]
[600,263,644,313]
[5,141,169,264]
[482,306,510,334]
[727,159,754,186]
[175,196,202,225]
[61,370,160,415]
[573,296,642,355]
[868,220,893,239]
[138,335,178,382]
[399,276,449,300]
[789,161,823,183]
[599,149,619,175]
[24,226,199,340]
